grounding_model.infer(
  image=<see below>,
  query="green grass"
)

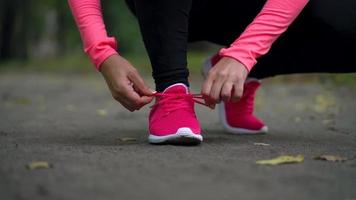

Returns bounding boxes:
[0,53,92,73]
[1,52,355,85]
[0,51,213,74]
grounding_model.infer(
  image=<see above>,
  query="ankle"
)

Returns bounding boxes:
[156,81,190,92]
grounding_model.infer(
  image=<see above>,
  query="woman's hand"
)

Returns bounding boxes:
[202,57,248,108]
[100,55,155,112]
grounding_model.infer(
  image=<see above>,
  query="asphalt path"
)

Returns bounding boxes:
[0,73,355,200]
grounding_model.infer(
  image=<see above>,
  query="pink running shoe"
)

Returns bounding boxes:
[148,83,203,144]
[202,54,268,134]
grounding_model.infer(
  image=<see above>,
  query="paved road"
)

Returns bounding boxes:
[0,72,355,200]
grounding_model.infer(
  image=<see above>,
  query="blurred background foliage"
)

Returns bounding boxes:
[0,0,145,61]
[0,0,354,83]
[0,0,217,74]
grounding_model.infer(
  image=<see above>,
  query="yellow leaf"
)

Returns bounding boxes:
[294,102,306,111]
[294,117,301,123]
[65,104,76,111]
[322,119,333,125]
[117,137,137,142]
[38,105,47,111]
[26,161,52,170]
[97,109,108,116]
[253,142,271,146]
[13,97,31,105]
[314,155,347,162]
[314,94,335,113]
[256,155,304,165]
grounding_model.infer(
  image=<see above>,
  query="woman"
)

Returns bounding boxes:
[68,0,356,144]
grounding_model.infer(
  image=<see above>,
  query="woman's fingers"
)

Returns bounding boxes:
[201,57,248,105]
[209,78,224,103]
[129,69,155,96]
[221,81,233,102]
[231,81,244,102]
[101,55,155,112]
[122,83,154,111]
[201,72,215,108]
[118,91,152,112]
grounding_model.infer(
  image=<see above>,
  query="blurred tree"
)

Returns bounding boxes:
[0,0,145,63]
[0,0,32,60]
[102,0,144,54]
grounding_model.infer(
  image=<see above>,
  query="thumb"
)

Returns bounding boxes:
[128,70,155,96]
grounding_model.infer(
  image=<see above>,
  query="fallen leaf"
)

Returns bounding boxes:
[97,109,107,116]
[26,161,52,170]
[65,104,76,111]
[322,119,334,125]
[117,137,137,142]
[256,155,304,165]
[254,142,271,146]
[294,102,306,111]
[314,155,347,162]
[294,117,301,123]
[314,94,335,113]
[327,126,338,131]
[38,105,47,111]
[13,97,31,105]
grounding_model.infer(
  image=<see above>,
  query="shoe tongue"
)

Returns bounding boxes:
[163,83,189,94]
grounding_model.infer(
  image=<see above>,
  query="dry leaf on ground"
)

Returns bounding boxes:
[65,104,76,111]
[314,94,335,113]
[26,161,52,170]
[117,137,137,142]
[97,109,108,116]
[314,155,347,162]
[253,142,271,146]
[322,119,334,125]
[256,155,304,165]
[13,97,31,105]
[294,117,301,123]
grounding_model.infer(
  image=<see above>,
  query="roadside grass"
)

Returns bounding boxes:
[0,51,213,75]
[1,52,355,85]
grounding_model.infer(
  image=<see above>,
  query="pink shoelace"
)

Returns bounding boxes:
[151,93,209,113]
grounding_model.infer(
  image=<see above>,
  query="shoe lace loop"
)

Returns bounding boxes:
[151,93,208,113]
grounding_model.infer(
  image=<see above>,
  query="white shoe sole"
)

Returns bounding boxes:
[218,102,268,135]
[149,128,203,145]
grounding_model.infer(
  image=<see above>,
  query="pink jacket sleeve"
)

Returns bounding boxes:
[68,0,118,70]
[219,0,309,71]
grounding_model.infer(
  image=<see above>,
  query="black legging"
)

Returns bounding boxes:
[126,0,356,91]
